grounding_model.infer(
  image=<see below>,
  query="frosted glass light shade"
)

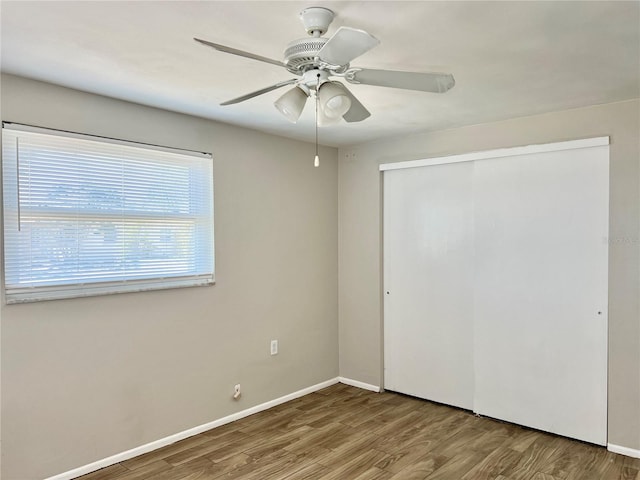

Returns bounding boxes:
[317,104,341,126]
[318,81,351,119]
[274,86,308,123]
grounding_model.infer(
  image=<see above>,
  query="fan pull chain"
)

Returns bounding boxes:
[314,73,320,167]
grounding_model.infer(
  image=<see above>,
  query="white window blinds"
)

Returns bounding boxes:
[2,124,214,303]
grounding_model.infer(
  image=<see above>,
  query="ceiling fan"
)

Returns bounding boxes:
[194,7,455,126]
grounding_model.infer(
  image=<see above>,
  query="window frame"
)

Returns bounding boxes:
[1,122,215,304]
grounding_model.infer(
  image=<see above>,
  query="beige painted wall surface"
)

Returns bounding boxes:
[0,74,339,480]
[338,99,640,451]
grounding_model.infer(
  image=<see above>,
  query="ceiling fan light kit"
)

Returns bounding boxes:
[274,86,309,123]
[318,81,352,119]
[194,6,455,164]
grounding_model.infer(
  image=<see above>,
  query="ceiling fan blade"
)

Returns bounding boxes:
[194,37,285,68]
[221,79,298,106]
[342,87,371,123]
[346,68,455,93]
[317,27,380,66]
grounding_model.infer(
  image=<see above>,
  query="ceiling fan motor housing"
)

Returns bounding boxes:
[283,37,329,73]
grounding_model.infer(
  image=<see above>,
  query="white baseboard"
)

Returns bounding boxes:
[45,377,340,480]
[338,376,381,392]
[608,443,640,459]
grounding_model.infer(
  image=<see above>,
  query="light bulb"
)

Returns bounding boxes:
[314,155,319,167]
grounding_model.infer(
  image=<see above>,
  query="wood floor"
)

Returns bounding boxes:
[78,383,640,480]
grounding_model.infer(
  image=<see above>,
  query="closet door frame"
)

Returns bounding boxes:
[380,136,609,444]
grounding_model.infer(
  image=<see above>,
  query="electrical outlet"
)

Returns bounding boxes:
[233,384,241,400]
[270,339,278,355]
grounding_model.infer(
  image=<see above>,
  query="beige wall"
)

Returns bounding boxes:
[338,99,640,451]
[0,74,339,480]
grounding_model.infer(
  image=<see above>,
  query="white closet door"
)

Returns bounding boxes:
[473,147,609,445]
[384,162,475,410]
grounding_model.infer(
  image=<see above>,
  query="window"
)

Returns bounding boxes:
[2,123,214,303]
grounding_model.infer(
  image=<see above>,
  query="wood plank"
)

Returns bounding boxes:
[387,454,449,480]
[316,449,390,480]
[423,452,488,480]
[460,446,521,480]
[280,462,331,480]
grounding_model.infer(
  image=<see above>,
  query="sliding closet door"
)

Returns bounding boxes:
[383,162,474,410]
[473,146,609,445]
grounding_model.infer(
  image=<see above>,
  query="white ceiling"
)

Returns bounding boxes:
[1,1,638,147]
